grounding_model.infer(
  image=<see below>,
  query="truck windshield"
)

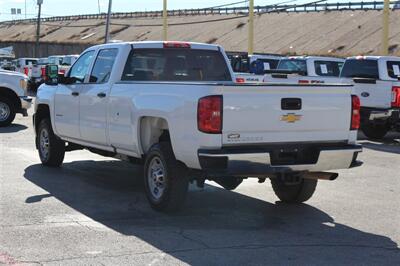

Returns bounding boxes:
[340,59,379,79]
[277,59,307,75]
[48,57,63,65]
[122,48,232,81]
[62,57,75,66]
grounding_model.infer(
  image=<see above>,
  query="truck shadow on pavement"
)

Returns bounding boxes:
[0,124,27,134]
[358,131,400,155]
[24,161,399,265]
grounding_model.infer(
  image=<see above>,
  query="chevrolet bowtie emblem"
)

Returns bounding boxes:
[281,113,302,123]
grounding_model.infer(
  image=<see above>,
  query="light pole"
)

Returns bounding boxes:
[381,0,390,55]
[248,0,254,55]
[35,0,43,58]
[105,0,112,43]
[163,0,168,41]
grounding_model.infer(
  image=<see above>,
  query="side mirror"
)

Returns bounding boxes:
[44,65,59,85]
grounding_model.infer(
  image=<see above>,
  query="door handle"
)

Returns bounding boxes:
[71,91,79,96]
[97,92,106,98]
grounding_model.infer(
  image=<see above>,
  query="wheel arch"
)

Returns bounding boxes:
[0,87,21,111]
[139,116,171,155]
[34,104,51,134]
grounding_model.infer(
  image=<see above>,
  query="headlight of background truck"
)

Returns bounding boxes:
[20,78,28,94]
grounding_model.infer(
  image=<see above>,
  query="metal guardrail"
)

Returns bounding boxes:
[1,1,399,24]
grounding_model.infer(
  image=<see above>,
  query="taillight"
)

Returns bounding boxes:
[351,95,361,130]
[41,67,46,77]
[198,95,222,134]
[163,42,191,48]
[235,77,245,83]
[23,67,29,76]
[298,80,309,84]
[391,86,400,108]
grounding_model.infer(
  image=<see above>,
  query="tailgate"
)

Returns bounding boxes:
[31,66,42,78]
[222,84,352,145]
[341,78,392,109]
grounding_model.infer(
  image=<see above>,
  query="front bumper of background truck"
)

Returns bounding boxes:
[198,143,362,178]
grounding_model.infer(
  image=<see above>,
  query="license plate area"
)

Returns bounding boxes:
[270,147,319,165]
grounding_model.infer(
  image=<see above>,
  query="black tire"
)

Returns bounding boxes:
[37,119,65,167]
[144,142,189,212]
[270,177,317,203]
[0,97,16,127]
[215,177,243,190]
[361,122,389,139]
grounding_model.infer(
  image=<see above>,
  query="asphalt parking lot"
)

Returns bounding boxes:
[0,109,399,266]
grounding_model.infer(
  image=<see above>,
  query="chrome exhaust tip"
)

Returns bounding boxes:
[303,172,338,181]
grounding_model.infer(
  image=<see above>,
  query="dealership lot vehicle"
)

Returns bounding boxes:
[34,41,361,212]
[48,55,79,76]
[0,111,399,265]
[235,56,344,83]
[0,69,32,126]
[339,56,400,139]
[29,57,49,89]
[13,57,38,77]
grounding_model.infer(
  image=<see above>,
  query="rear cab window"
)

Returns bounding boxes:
[277,59,307,75]
[386,61,400,79]
[122,48,232,81]
[314,60,343,77]
[340,59,379,79]
[25,59,38,66]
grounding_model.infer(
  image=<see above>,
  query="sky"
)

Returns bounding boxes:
[0,0,366,21]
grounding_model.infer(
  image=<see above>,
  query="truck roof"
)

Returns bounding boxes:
[346,55,400,61]
[86,41,221,52]
[286,56,344,62]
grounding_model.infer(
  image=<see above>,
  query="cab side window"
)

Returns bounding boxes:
[68,51,95,83]
[89,49,118,83]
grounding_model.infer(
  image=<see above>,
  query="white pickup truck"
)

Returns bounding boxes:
[339,56,400,139]
[236,56,344,84]
[0,69,32,126]
[34,41,362,212]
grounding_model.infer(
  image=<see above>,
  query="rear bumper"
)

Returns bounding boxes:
[364,108,399,122]
[198,144,362,177]
[19,96,32,116]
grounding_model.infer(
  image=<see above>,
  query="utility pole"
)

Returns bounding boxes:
[163,0,168,41]
[248,0,254,55]
[98,0,101,14]
[35,0,43,58]
[382,0,390,55]
[25,0,27,19]
[104,0,112,43]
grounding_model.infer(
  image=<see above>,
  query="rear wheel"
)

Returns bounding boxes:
[361,122,390,139]
[144,142,189,212]
[270,177,317,203]
[0,97,16,127]
[37,119,65,167]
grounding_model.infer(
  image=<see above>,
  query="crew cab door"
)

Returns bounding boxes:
[54,51,95,139]
[79,48,118,145]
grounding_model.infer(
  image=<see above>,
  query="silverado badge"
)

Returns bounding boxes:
[281,113,302,123]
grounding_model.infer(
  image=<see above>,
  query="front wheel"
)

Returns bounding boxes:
[37,119,65,167]
[144,142,189,212]
[361,122,390,139]
[270,177,317,203]
[0,97,16,127]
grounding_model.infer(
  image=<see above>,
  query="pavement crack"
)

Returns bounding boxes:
[177,229,210,249]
